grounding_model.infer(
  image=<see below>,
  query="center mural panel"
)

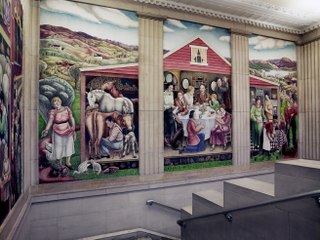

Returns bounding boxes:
[38,0,139,183]
[163,19,232,167]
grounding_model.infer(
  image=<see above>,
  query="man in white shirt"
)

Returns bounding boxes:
[163,84,176,147]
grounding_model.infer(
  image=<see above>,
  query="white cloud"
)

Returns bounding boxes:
[40,0,101,24]
[250,36,294,50]
[219,35,230,42]
[164,26,175,32]
[91,7,138,28]
[167,19,187,29]
[249,36,267,45]
[200,25,215,31]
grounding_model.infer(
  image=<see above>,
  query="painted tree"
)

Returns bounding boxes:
[69,64,80,90]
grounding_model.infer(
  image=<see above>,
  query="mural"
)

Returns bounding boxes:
[83,76,138,165]
[0,0,11,36]
[0,27,11,225]
[13,0,23,65]
[39,0,139,183]
[11,64,22,199]
[163,19,232,166]
[249,35,297,161]
[0,0,23,226]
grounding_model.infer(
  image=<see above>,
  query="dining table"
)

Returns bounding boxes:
[177,109,216,140]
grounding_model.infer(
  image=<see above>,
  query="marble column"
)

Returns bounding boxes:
[298,41,320,160]
[23,0,40,186]
[230,32,251,165]
[138,16,164,175]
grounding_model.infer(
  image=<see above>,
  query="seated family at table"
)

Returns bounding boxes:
[209,104,231,151]
[179,105,231,153]
[183,80,230,109]
[179,110,206,153]
[164,81,231,152]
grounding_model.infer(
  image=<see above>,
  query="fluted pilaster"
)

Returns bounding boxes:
[138,16,164,175]
[24,0,40,186]
[231,33,251,165]
[298,41,320,160]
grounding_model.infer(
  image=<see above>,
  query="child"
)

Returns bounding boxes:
[209,93,220,112]
[262,122,274,156]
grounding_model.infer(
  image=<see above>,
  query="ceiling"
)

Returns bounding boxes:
[133,0,320,34]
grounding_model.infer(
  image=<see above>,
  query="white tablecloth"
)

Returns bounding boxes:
[178,112,216,140]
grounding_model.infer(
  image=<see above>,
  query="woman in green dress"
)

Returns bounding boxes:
[209,93,220,112]
[250,97,265,149]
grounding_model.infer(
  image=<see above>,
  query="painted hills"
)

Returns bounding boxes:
[39,24,139,85]
[40,24,138,66]
[250,57,296,71]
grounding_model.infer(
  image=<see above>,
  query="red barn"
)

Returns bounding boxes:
[164,36,231,75]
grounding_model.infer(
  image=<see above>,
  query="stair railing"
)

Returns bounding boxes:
[146,199,181,214]
[177,189,320,228]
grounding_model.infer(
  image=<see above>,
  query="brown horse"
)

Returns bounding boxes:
[86,110,138,159]
[86,109,121,159]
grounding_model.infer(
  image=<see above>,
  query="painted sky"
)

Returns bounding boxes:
[164,19,231,58]
[40,0,138,46]
[249,35,296,61]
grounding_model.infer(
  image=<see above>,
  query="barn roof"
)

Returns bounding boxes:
[80,63,138,79]
[249,75,279,87]
[164,35,231,75]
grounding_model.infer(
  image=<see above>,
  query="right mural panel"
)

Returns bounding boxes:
[249,35,297,160]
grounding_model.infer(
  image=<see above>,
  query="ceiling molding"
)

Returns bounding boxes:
[133,0,318,34]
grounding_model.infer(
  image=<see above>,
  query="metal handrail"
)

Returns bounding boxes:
[177,189,320,227]
[146,199,181,214]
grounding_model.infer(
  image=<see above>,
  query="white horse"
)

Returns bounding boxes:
[86,90,136,158]
[87,89,134,114]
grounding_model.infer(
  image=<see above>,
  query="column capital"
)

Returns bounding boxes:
[230,28,251,37]
[137,12,166,21]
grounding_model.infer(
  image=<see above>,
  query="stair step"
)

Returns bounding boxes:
[275,159,320,196]
[224,178,275,209]
[181,205,192,219]
[192,189,224,217]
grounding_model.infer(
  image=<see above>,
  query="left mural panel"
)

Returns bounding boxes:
[0,0,23,225]
[39,0,139,183]
[0,26,12,225]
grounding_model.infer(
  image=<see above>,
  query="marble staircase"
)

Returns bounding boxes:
[180,159,320,240]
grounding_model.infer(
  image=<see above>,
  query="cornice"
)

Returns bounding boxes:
[133,0,319,35]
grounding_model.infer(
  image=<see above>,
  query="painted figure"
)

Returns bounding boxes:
[121,114,138,158]
[0,140,10,202]
[85,88,134,158]
[210,104,231,151]
[215,77,230,108]
[195,84,209,105]
[264,94,273,122]
[273,122,287,153]
[184,86,195,109]
[174,91,188,115]
[99,116,124,157]
[41,96,76,169]
[180,110,205,153]
[209,93,220,112]
[0,92,8,143]
[284,97,298,150]
[163,84,176,147]
[101,79,123,98]
[250,97,265,149]
[262,122,274,156]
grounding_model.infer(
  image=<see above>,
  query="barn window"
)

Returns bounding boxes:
[189,45,208,66]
